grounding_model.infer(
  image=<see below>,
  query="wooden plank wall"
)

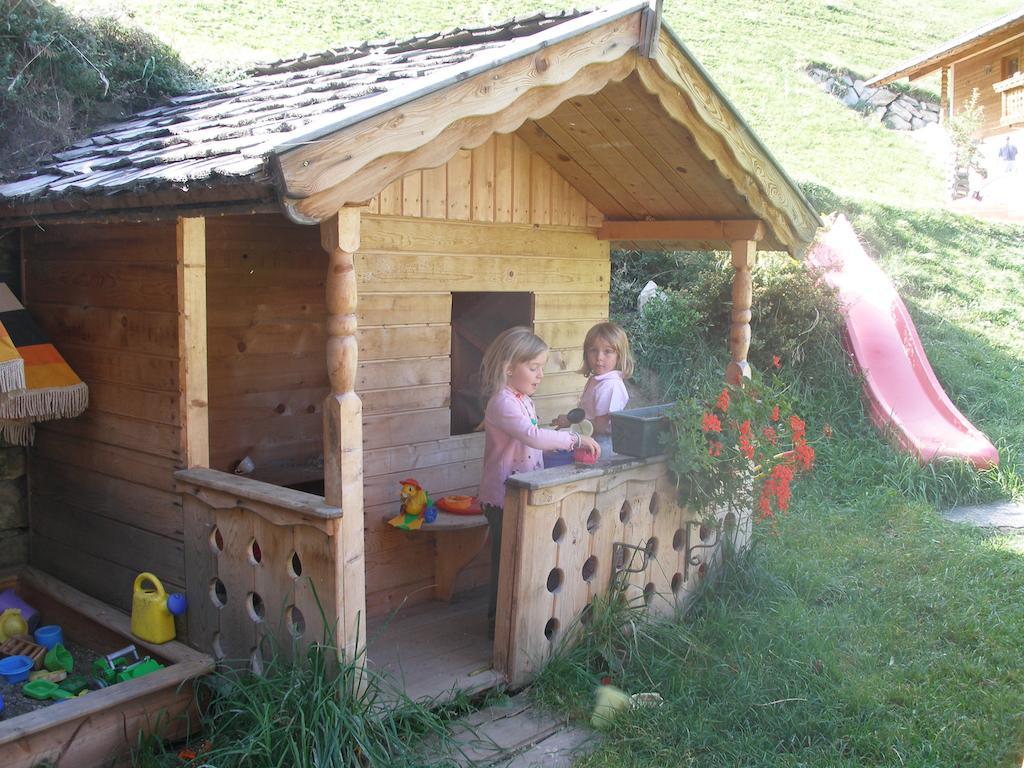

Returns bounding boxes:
[23,223,185,612]
[207,134,610,617]
[953,37,1024,138]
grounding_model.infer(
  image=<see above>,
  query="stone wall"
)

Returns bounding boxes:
[0,229,25,570]
[808,67,942,130]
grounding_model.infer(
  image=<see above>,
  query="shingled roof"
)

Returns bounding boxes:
[0,1,821,252]
[867,7,1024,87]
[0,7,593,204]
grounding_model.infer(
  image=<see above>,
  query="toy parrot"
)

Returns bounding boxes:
[387,478,438,530]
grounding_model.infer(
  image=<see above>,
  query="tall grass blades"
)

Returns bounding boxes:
[133,611,461,768]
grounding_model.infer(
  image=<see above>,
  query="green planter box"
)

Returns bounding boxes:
[610,403,674,458]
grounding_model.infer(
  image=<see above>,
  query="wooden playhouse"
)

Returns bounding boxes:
[0,1,820,698]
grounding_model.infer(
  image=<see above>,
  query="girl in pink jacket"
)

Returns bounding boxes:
[478,326,600,635]
[555,322,634,452]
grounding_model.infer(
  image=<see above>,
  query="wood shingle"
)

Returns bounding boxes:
[0,9,592,205]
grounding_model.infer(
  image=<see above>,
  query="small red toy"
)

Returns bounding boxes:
[574,446,598,465]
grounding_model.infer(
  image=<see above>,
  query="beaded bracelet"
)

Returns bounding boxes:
[569,432,581,451]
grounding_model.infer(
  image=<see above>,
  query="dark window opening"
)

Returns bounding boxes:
[450,292,533,435]
[1004,55,1020,79]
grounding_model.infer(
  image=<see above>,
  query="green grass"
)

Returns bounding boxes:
[536,502,1024,767]
[1,1,197,174]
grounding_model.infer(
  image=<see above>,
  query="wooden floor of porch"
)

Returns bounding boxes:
[367,588,503,703]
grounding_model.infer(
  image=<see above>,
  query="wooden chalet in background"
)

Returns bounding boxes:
[869,7,1024,137]
[0,1,819,693]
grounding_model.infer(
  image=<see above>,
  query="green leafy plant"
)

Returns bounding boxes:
[948,87,985,198]
[667,363,822,522]
[615,251,844,398]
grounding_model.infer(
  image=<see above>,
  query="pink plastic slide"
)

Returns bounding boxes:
[805,215,998,468]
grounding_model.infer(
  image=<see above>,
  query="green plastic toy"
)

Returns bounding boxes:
[44,644,73,673]
[23,679,74,702]
[92,645,164,687]
[59,675,89,695]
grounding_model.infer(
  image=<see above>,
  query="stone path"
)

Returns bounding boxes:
[439,693,598,767]
[942,500,1024,530]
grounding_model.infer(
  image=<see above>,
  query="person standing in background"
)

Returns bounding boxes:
[998,136,1018,174]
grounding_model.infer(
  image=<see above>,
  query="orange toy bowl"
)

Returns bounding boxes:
[436,495,482,515]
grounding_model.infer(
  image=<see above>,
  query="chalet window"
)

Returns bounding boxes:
[450,292,534,435]
[1004,55,1020,79]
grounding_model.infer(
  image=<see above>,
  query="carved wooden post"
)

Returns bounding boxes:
[940,66,949,125]
[726,239,757,385]
[320,208,366,664]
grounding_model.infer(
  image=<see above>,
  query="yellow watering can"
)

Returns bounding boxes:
[131,573,175,644]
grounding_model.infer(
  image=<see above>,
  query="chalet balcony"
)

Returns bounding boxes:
[994,72,1024,127]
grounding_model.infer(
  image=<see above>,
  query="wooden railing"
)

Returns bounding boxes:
[994,72,1024,127]
[493,455,746,686]
[175,468,346,670]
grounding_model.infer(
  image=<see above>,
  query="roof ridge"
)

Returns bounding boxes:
[867,5,1024,86]
[247,7,594,78]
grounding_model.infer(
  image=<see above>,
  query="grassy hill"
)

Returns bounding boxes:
[58,0,1019,207]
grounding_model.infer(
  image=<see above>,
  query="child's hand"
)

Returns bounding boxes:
[578,435,601,459]
[552,414,571,429]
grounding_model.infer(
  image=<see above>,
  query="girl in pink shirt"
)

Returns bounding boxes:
[478,326,600,635]
[556,322,634,451]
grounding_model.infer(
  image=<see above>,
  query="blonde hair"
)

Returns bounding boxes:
[481,326,549,400]
[578,322,634,379]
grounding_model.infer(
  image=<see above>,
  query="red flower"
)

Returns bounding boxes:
[739,435,755,460]
[701,412,722,433]
[715,388,730,413]
[772,355,781,369]
[681,377,817,525]
[795,442,815,471]
[771,463,794,510]
[737,420,755,460]
[756,462,796,518]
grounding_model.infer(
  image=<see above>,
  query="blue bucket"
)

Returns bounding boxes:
[0,655,33,684]
[34,624,63,650]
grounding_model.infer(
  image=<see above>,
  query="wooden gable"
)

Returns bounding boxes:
[274,9,819,253]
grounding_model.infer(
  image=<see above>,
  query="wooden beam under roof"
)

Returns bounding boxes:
[597,219,765,242]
